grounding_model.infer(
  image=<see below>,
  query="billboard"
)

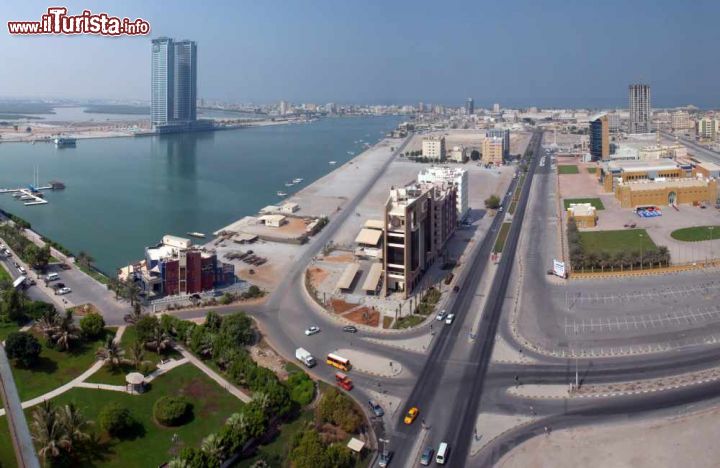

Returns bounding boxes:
[553,259,566,278]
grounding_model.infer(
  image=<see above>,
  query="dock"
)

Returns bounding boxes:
[0,186,52,206]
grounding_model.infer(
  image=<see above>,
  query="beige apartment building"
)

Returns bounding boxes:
[482,137,504,165]
[671,110,692,130]
[422,135,446,161]
[383,181,457,298]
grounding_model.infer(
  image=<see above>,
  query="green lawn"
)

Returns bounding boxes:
[670,226,720,242]
[0,322,20,342]
[493,222,512,253]
[0,417,16,468]
[564,198,606,210]
[394,314,426,329]
[579,229,658,256]
[0,262,10,283]
[558,165,580,174]
[12,329,113,401]
[45,364,244,467]
[587,167,597,174]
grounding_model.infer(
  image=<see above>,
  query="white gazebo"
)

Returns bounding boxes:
[125,372,145,394]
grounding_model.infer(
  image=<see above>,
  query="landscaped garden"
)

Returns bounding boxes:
[568,220,670,271]
[670,225,720,242]
[493,222,512,253]
[558,164,580,174]
[563,197,605,210]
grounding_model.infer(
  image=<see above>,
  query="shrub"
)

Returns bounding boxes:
[286,371,315,406]
[98,403,136,437]
[5,331,41,366]
[484,195,501,210]
[153,396,191,426]
[79,312,105,339]
[317,388,363,433]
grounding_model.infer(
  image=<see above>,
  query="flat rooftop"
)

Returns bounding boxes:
[622,178,711,191]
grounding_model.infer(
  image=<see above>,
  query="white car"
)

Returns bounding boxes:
[445,314,455,325]
[304,326,320,336]
[436,309,447,321]
[56,287,72,295]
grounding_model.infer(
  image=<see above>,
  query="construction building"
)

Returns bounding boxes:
[482,137,504,166]
[422,135,446,161]
[417,166,469,221]
[383,181,457,298]
[671,110,692,130]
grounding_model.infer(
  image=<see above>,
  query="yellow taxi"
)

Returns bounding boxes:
[404,406,419,425]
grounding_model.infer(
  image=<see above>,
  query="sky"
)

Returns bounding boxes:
[1,0,720,108]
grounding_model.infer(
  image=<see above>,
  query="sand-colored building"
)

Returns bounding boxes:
[615,178,718,208]
[422,135,446,161]
[567,203,597,228]
[482,137,504,166]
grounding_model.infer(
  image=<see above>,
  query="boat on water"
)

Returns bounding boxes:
[284,182,295,187]
[329,161,337,165]
[54,137,77,148]
[12,193,21,198]
[187,231,206,239]
[292,178,303,183]
[347,151,354,155]
[276,191,287,196]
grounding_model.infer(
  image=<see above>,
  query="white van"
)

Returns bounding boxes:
[436,442,449,465]
[46,272,59,282]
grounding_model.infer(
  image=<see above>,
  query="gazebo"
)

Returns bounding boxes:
[125,372,145,394]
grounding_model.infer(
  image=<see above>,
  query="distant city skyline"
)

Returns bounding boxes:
[2,0,720,108]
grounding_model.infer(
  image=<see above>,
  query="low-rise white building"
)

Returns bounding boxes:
[422,135,446,160]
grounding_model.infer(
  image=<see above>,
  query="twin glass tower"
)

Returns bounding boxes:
[151,37,197,129]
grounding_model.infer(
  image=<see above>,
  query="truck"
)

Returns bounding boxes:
[295,348,316,368]
[335,372,354,391]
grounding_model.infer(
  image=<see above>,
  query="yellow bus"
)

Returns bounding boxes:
[326,353,351,371]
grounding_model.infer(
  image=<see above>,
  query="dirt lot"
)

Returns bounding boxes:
[345,306,380,327]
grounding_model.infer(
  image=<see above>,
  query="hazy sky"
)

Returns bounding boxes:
[2,0,719,108]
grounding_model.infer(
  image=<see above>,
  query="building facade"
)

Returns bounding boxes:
[607,112,621,133]
[466,98,474,115]
[482,137,504,165]
[589,114,610,161]
[151,37,198,130]
[417,166,469,221]
[422,136,446,161]
[629,83,651,134]
[486,128,510,158]
[671,110,692,130]
[697,118,719,140]
[383,182,457,298]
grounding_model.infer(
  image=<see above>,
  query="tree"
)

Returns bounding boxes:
[317,388,363,433]
[153,396,191,426]
[135,314,160,344]
[31,401,71,463]
[128,339,149,371]
[124,278,141,306]
[51,310,80,351]
[108,277,121,300]
[484,195,501,210]
[76,250,94,269]
[218,313,254,347]
[5,331,41,366]
[59,402,91,446]
[96,336,125,369]
[290,429,326,468]
[2,287,25,323]
[98,403,135,437]
[80,312,105,339]
[124,302,144,324]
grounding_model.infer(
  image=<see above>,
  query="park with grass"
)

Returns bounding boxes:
[568,220,671,271]
[0,304,371,467]
[558,164,580,174]
[563,198,605,210]
[670,225,720,242]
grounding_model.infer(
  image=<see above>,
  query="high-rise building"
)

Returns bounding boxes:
[151,37,198,129]
[486,128,510,158]
[629,84,651,134]
[493,103,500,113]
[383,181,457,298]
[422,136,446,161]
[607,112,621,133]
[697,118,719,140]
[279,100,288,115]
[418,102,425,113]
[417,166,469,221]
[671,111,691,130]
[466,98,474,115]
[589,114,610,161]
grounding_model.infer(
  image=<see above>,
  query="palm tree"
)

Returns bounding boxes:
[124,278,141,306]
[52,311,79,351]
[59,402,91,447]
[201,433,225,463]
[124,302,144,324]
[108,277,121,300]
[96,336,124,369]
[76,250,94,269]
[127,339,148,371]
[31,401,71,463]
[145,326,172,355]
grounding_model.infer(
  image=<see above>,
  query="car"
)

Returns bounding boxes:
[304,326,320,336]
[59,263,71,270]
[378,451,393,467]
[420,447,434,466]
[17,266,26,274]
[435,309,447,321]
[368,400,384,417]
[445,314,455,325]
[404,407,419,425]
[56,287,72,295]
[453,285,460,293]
[498,206,504,212]
[343,325,358,333]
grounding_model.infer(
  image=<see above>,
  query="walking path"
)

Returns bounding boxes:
[175,345,252,403]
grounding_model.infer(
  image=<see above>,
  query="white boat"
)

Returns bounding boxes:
[187,231,206,239]
[347,151,354,155]
[292,178,303,183]
[328,161,337,165]
[277,191,287,196]
[285,182,295,187]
